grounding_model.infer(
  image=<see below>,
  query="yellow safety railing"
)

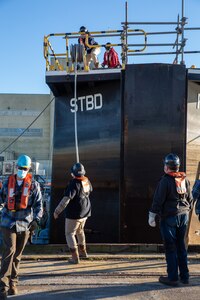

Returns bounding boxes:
[43,28,148,72]
[126,29,147,53]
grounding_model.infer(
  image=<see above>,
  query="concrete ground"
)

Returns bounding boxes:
[9,253,200,300]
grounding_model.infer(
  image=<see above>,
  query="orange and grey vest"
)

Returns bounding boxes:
[168,172,187,195]
[75,176,91,194]
[7,174,32,211]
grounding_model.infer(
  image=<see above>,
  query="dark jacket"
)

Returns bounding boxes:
[78,36,98,54]
[64,177,92,219]
[150,173,193,218]
[192,179,200,215]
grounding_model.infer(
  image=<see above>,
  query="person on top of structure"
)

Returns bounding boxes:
[101,42,121,68]
[78,26,100,69]
[192,179,200,221]
[54,162,92,264]
[0,154,43,299]
[148,153,193,287]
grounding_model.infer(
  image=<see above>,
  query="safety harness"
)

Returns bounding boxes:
[168,172,187,195]
[75,176,91,194]
[7,173,32,211]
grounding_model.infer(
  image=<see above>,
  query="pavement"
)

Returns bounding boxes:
[5,246,200,300]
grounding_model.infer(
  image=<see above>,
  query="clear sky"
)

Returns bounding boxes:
[0,0,200,94]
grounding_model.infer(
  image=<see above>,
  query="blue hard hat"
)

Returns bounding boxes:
[17,155,31,168]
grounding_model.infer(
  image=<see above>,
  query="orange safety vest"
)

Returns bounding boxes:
[75,176,91,194]
[7,173,32,211]
[168,172,187,194]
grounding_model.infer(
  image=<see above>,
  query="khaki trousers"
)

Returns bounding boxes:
[0,227,30,290]
[65,217,87,249]
[86,47,101,67]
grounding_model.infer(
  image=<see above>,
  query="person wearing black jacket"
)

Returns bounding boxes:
[54,163,92,264]
[148,153,193,286]
[192,179,200,221]
[78,26,100,69]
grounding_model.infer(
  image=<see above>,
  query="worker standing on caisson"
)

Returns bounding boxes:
[54,162,92,264]
[148,153,193,286]
[0,154,43,299]
[78,26,100,69]
[101,42,121,68]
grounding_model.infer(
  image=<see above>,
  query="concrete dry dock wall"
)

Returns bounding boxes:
[46,64,189,244]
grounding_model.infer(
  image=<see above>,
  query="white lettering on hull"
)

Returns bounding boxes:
[70,93,103,112]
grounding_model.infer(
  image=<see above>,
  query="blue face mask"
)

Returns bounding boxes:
[17,169,28,179]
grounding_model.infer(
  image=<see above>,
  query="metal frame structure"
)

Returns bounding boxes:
[122,0,200,65]
[43,0,200,72]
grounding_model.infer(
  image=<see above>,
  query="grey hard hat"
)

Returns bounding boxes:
[71,162,86,177]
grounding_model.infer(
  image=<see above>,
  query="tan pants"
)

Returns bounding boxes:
[86,47,101,68]
[65,217,87,249]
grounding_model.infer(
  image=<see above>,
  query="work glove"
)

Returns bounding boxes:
[54,211,59,219]
[28,220,38,232]
[148,211,157,227]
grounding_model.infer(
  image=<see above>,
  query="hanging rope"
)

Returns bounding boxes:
[74,46,79,163]
[70,44,85,163]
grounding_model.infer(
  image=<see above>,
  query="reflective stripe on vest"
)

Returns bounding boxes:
[8,173,32,211]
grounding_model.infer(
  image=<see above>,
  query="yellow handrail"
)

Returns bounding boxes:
[43,28,148,72]
[127,29,147,53]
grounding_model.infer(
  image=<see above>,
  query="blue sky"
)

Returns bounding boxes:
[0,0,200,94]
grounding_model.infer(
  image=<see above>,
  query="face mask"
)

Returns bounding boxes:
[17,169,28,179]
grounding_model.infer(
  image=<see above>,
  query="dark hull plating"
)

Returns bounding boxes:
[46,64,186,244]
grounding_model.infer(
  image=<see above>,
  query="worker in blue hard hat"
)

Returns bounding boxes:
[0,154,43,299]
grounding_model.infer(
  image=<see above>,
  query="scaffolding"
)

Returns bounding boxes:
[43,0,200,72]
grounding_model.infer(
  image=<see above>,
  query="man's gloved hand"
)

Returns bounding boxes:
[148,211,157,227]
[28,220,38,232]
[54,211,59,219]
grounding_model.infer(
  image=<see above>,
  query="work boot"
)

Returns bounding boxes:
[0,289,7,300]
[78,244,88,259]
[180,278,189,284]
[159,276,179,287]
[8,284,18,295]
[94,62,99,68]
[68,248,80,264]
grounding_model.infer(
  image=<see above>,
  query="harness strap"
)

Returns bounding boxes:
[8,174,32,211]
